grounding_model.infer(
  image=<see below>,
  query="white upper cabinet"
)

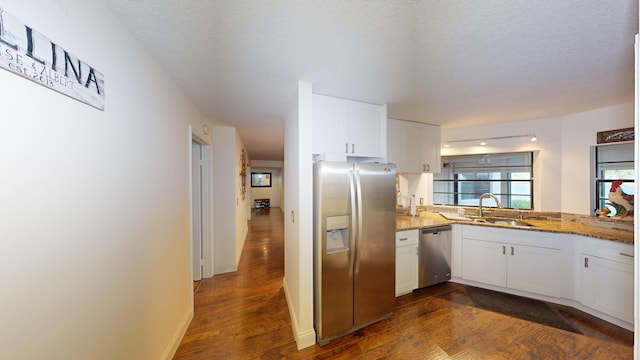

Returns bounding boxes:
[421,123,441,173]
[312,95,349,156]
[312,94,386,159]
[387,118,441,173]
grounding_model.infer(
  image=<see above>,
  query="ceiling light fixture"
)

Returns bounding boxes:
[443,134,538,147]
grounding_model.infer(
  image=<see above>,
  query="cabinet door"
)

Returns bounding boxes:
[507,244,560,297]
[312,95,349,155]
[385,119,441,173]
[387,119,420,172]
[581,255,634,324]
[420,124,441,173]
[395,244,418,296]
[348,101,384,157]
[405,122,425,172]
[461,238,506,287]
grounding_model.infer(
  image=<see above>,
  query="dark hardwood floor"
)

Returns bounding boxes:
[174,208,633,359]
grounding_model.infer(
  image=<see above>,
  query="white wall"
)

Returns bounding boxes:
[235,131,250,266]
[212,126,249,274]
[560,104,634,214]
[397,173,433,207]
[283,81,316,349]
[0,1,212,359]
[252,160,284,168]
[441,102,633,214]
[633,32,639,360]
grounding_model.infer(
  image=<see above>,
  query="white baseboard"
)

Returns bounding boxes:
[214,263,238,274]
[283,277,316,350]
[162,306,194,360]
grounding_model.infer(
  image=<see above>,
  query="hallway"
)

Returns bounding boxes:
[175,208,291,358]
[174,208,632,359]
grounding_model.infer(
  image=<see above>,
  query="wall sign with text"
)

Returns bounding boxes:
[596,127,634,144]
[0,7,105,110]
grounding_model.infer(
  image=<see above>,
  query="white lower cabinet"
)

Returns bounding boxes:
[461,238,506,287]
[460,226,563,297]
[395,229,419,296]
[579,237,634,324]
[454,224,633,330]
[507,243,562,296]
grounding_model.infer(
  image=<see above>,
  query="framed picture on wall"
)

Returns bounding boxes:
[251,172,272,187]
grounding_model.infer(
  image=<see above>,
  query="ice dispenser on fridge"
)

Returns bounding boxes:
[325,215,349,252]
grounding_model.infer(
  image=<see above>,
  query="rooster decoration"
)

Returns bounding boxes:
[607,180,634,217]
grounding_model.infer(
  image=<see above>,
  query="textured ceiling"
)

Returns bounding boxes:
[103,0,638,161]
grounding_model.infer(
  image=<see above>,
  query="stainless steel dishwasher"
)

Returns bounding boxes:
[419,225,452,288]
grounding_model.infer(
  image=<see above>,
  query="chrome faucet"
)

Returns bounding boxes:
[479,193,503,217]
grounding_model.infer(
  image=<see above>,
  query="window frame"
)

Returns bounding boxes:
[590,142,634,215]
[433,151,534,210]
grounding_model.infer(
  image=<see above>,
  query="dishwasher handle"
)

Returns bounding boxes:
[421,225,452,236]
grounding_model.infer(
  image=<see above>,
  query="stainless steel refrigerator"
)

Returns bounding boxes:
[313,161,396,345]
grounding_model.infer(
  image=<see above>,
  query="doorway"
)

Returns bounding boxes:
[192,141,203,281]
[191,135,212,282]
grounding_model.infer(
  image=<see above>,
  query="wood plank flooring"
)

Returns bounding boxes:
[174,208,633,359]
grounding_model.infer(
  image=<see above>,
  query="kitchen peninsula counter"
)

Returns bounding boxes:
[396,211,633,244]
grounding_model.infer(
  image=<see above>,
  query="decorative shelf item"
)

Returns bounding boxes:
[240,149,247,200]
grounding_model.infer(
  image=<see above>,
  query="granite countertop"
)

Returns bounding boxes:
[396,211,634,245]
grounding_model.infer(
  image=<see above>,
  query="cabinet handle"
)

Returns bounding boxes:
[352,144,355,154]
[345,143,348,153]
[502,245,506,255]
[511,246,514,256]
[584,257,589,268]
[619,252,634,258]
[399,237,408,241]
[426,164,430,172]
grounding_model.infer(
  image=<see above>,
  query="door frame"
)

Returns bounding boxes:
[190,128,214,279]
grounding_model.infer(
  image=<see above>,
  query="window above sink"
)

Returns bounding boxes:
[433,152,534,210]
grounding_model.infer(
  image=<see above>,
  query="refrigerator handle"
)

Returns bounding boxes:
[348,169,357,277]
[354,169,363,274]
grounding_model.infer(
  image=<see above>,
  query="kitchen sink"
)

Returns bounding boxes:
[470,217,533,228]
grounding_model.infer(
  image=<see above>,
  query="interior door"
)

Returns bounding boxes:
[192,141,203,281]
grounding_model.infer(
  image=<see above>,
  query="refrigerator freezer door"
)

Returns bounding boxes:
[353,163,396,326]
[314,161,354,340]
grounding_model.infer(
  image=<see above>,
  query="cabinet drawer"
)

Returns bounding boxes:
[581,236,634,265]
[461,225,560,249]
[396,229,418,247]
